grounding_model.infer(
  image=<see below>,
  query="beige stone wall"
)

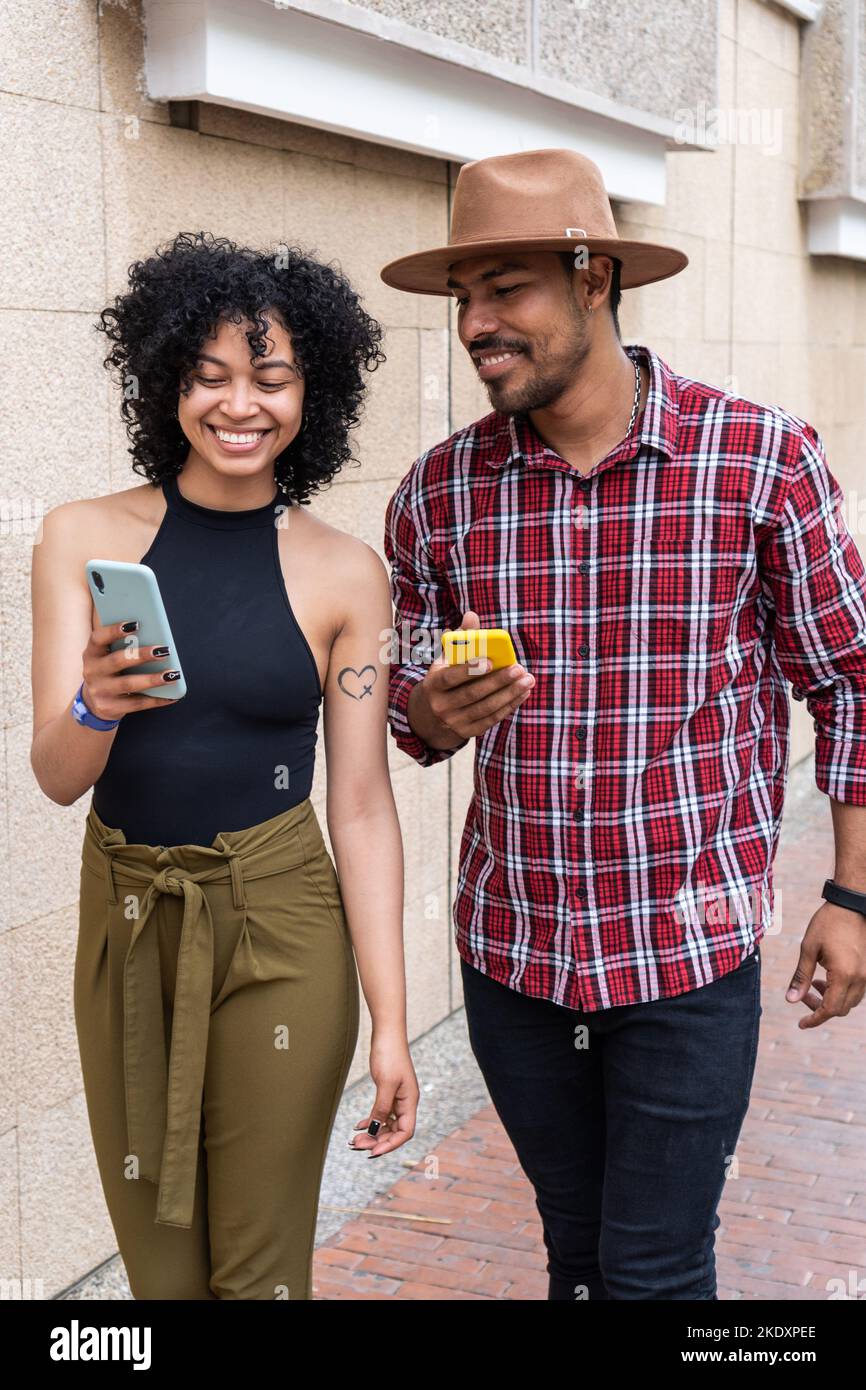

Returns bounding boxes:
[1,0,864,1295]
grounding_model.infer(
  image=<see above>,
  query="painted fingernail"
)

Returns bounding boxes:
[367,1119,381,1136]
[162,670,181,682]
[152,646,170,658]
[121,620,139,633]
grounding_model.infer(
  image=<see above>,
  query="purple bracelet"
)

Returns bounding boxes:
[71,682,120,731]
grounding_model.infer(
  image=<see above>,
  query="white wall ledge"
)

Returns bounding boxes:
[270,0,703,145]
[805,195,866,261]
[142,0,713,209]
[766,0,821,22]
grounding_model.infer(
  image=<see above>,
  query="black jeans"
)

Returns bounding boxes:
[460,948,762,1300]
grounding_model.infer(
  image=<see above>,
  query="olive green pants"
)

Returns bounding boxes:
[75,795,360,1300]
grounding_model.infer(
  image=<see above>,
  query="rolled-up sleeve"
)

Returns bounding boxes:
[758,424,866,804]
[384,469,469,767]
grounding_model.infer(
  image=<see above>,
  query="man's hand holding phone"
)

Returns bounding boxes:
[407,610,535,751]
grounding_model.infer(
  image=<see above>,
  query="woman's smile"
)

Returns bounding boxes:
[205,422,275,453]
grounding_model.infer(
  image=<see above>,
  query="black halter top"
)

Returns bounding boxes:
[90,473,322,847]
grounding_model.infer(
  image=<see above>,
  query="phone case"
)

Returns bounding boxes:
[85,560,187,699]
[442,628,517,670]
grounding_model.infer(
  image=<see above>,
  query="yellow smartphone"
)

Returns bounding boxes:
[442,628,518,670]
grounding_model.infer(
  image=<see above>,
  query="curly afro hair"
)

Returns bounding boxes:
[95,230,386,506]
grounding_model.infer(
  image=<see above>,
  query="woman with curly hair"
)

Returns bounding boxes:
[30,231,418,1300]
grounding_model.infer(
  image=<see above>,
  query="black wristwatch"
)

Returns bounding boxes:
[821,878,866,921]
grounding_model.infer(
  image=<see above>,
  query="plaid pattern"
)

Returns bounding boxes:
[384,343,866,1009]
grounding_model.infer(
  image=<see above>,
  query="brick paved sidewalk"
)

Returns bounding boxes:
[313,790,866,1301]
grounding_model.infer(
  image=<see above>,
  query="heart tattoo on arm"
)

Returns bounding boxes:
[337,665,378,700]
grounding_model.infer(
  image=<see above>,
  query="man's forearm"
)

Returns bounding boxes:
[829,797,866,892]
[407,679,468,752]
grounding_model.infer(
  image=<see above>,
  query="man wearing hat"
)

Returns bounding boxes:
[381,149,866,1300]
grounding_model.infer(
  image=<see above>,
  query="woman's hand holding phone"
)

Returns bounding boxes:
[82,618,182,721]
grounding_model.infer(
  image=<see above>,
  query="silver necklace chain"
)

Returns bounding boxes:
[625,355,642,438]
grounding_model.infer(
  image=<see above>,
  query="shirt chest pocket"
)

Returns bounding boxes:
[624,526,752,656]
[624,544,689,653]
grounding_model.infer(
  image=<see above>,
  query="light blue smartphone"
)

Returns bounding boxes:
[85,559,187,700]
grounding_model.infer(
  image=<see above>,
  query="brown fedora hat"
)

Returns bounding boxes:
[380,147,688,295]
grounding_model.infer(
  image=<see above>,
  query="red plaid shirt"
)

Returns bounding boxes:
[384,343,866,1010]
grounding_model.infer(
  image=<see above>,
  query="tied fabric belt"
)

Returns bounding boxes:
[81,799,313,1229]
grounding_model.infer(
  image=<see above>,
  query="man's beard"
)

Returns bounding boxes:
[485,319,592,415]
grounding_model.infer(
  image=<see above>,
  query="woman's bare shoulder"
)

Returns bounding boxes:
[39,482,162,555]
[45,481,158,525]
[290,503,390,631]
[296,503,387,582]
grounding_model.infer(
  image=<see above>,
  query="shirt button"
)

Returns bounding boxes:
[577,726,587,740]
[574,809,584,822]
[578,561,590,574]
[578,643,589,657]
[578,478,592,490]
[576,885,587,899]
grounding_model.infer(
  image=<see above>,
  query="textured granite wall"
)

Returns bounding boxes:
[346,0,717,119]
[801,0,866,195]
